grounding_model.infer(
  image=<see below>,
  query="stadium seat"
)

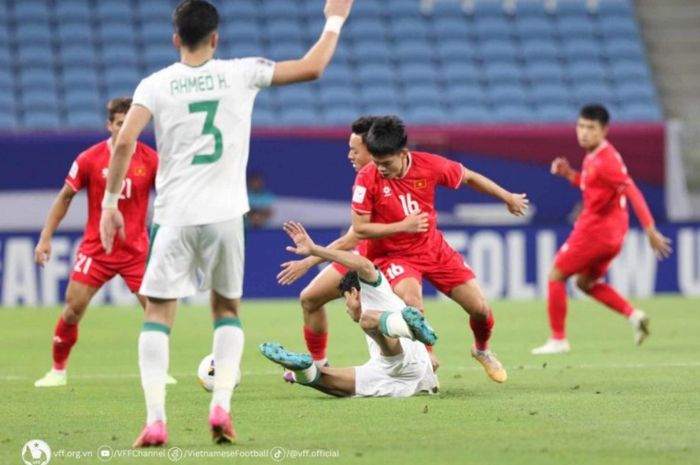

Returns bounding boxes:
[488,84,528,106]
[483,62,522,86]
[279,107,320,126]
[442,62,481,85]
[320,86,357,107]
[525,62,564,84]
[430,0,467,18]
[23,111,61,129]
[98,21,138,45]
[260,0,302,19]
[604,39,645,61]
[136,1,172,22]
[359,84,401,108]
[514,17,555,39]
[363,102,403,116]
[21,90,59,112]
[536,103,577,122]
[344,18,386,41]
[95,1,134,23]
[140,21,175,45]
[618,103,662,121]
[13,1,51,23]
[0,69,13,89]
[101,44,140,68]
[402,84,442,106]
[60,45,98,68]
[16,46,54,69]
[223,21,263,44]
[521,39,560,62]
[275,87,317,108]
[65,90,101,113]
[556,17,596,39]
[450,105,491,123]
[57,22,94,44]
[386,0,422,19]
[16,23,52,46]
[432,17,472,41]
[436,40,477,63]
[562,39,601,60]
[104,69,141,93]
[357,64,395,85]
[475,18,512,40]
[19,71,57,91]
[404,104,447,124]
[0,112,18,130]
[353,42,393,65]
[479,40,519,62]
[515,0,551,18]
[471,0,508,18]
[67,110,103,128]
[265,20,304,43]
[446,84,487,106]
[555,0,593,18]
[55,1,92,24]
[610,61,650,82]
[63,69,100,91]
[220,1,258,21]
[492,104,531,122]
[568,61,609,84]
[388,18,432,41]
[394,42,435,63]
[252,109,276,127]
[597,0,634,17]
[599,16,639,39]
[0,45,11,68]
[399,64,439,86]
[572,83,615,106]
[321,64,353,86]
[616,83,657,103]
[531,83,572,105]
[350,0,383,19]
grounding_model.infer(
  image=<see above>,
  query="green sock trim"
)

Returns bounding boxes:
[298,366,321,386]
[142,321,171,335]
[214,317,241,329]
[379,312,391,336]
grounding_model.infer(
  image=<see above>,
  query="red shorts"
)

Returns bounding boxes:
[70,250,146,293]
[554,234,622,279]
[373,239,475,295]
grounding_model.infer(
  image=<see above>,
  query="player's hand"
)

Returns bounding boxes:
[34,238,51,267]
[100,208,126,254]
[646,227,672,259]
[401,211,429,233]
[324,0,353,19]
[506,193,529,216]
[550,157,572,178]
[277,259,312,285]
[283,221,316,256]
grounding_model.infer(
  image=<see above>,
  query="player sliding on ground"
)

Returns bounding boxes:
[532,104,672,355]
[261,221,439,397]
[99,0,354,447]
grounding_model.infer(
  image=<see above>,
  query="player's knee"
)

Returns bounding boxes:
[401,294,423,309]
[575,276,594,293]
[300,288,323,314]
[549,267,566,282]
[359,312,379,331]
[63,298,87,323]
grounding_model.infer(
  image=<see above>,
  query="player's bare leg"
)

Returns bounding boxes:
[35,280,100,387]
[300,265,344,366]
[532,266,572,355]
[391,277,440,368]
[134,297,176,447]
[450,280,507,383]
[208,291,243,444]
[575,274,649,345]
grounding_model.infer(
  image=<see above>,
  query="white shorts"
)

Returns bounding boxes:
[355,339,438,398]
[140,217,244,299]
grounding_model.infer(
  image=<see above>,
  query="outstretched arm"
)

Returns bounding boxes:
[35,184,77,267]
[100,105,152,253]
[277,226,362,285]
[283,221,378,283]
[625,182,672,259]
[351,210,429,240]
[461,167,529,216]
[271,0,353,85]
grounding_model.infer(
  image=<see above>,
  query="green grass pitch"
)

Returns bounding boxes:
[2,296,698,465]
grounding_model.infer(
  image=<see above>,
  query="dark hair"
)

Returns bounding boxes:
[365,115,408,157]
[579,104,610,126]
[351,116,377,137]
[107,97,132,121]
[338,271,360,294]
[173,0,219,49]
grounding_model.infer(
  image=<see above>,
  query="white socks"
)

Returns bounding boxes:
[139,325,170,425]
[294,364,319,385]
[210,319,244,414]
[380,312,413,339]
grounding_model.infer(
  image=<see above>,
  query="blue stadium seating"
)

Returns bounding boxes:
[2,0,662,128]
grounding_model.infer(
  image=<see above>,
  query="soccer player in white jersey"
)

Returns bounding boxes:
[98,0,354,447]
[260,221,439,398]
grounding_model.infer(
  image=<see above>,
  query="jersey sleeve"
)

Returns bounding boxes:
[351,169,375,215]
[430,153,464,189]
[597,152,631,189]
[234,57,276,90]
[64,151,89,192]
[132,76,157,114]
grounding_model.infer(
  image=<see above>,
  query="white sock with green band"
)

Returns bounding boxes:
[294,363,319,385]
[379,312,413,339]
[139,322,170,425]
[210,317,244,414]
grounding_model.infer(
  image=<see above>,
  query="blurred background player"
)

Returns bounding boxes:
[532,104,672,355]
[261,221,438,398]
[245,172,275,229]
[99,0,353,447]
[33,97,160,387]
[351,116,529,383]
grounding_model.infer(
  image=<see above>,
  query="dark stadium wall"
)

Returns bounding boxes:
[0,124,666,225]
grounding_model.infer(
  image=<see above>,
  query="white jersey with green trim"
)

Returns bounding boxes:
[132,57,275,226]
[359,270,405,314]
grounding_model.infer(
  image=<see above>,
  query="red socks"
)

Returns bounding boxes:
[588,283,634,317]
[53,318,78,370]
[303,326,328,362]
[548,280,567,340]
[469,310,494,351]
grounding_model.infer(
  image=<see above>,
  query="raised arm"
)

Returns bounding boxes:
[35,184,77,267]
[461,166,529,216]
[271,0,353,85]
[277,226,362,285]
[100,105,152,253]
[283,221,378,283]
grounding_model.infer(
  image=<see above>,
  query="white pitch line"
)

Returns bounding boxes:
[2,361,699,382]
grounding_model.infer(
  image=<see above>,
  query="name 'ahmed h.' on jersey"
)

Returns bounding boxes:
[132,57,275,227]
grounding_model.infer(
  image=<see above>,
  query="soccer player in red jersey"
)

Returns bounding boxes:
[277,116,429,373]
[33,97,160,387]
[351,115,529,383]
[532,104,672,355]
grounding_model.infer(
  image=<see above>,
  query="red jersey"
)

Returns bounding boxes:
[65,140,158,260]
[351,151,463,258]
[573,141,631,243]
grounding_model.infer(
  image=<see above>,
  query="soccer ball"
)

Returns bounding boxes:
[196,354,242,392]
